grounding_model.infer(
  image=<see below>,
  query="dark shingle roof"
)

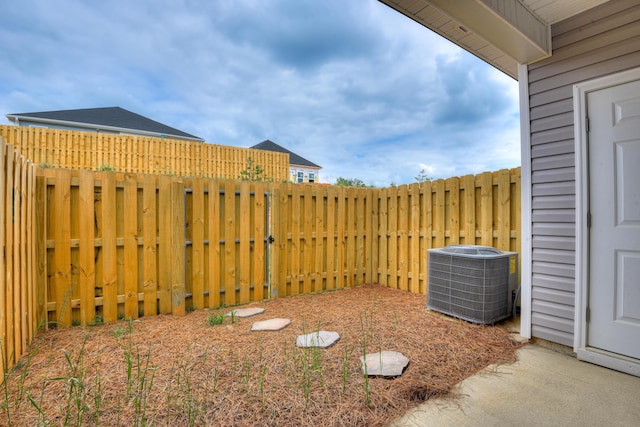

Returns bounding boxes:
[251,140,320,168]
[7,107,203,141]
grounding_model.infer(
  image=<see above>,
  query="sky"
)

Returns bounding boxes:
[0,0,521,186]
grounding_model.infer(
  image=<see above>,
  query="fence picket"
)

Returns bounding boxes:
[100,172,118,323]
[157,175,172,313]
[290,185,301,295]
[124,174,139,319]
[239,181,251,304]
[315,186,324,293]
[253,182,266,301]
[79,170,96,326]
[223,180,236,306]
[143,175,158,316]
[207,179,222,307]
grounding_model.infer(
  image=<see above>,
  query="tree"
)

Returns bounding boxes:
[239,157,268,181]
[334,177,369,187]
[414,169,432,183]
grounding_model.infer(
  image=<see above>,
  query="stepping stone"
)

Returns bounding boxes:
[226,307,265,318]
[251,318,291,331]
[296,331,340,348]
[360,351,409,377]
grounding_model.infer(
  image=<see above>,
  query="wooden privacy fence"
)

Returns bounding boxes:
[37,170,271,328]
[37,167,520,330]
[1,132,520,371]
[0,138,37,372]
[271,168,520,298]
[0,125,289,181]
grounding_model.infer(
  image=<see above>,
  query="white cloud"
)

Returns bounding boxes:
[0,0,520,186]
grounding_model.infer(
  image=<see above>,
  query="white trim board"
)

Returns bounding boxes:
[518,64,532,339]
[573,67,640,377]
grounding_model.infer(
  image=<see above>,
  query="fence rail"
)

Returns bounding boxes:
[0,135,521,371]
[0,125,289,181]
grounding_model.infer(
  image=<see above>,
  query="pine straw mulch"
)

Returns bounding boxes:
[2,284,521,426]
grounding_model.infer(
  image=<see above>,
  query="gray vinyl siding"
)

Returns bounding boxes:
[526,0,640,347]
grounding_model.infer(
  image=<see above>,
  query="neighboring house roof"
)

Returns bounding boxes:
[6,107,204,142]
[251,140,321,168]
[378,0,609,79]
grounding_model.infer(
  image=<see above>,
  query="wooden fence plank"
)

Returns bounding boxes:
[171,180,186,315]
[124,173,139,319]
[387,186,398,289]
[157,175,172,314]
[239,181,251,304]
[356,188,366,286]
[275,184,289,297]
[191,177,205,309]
[364,188,373,285]
[223,180,236,306]
[100,172,118,323]
[0,139,6,370]
[378,187,388,286]
[53,168,72,327]
[290,185,301,295]
[207,179,221,307]
[336,186,345,289]
[19,158,29,352]
[302,185,313,294]
[78,170,96,326]
[4,144,15,365]
[497,169,511,251]
[27,163,37,339]
[479,172,493,246]
[398,185,409,291]
[346,188,356,287]
[142,174,158,316]
[409,184,420,294]
[253,182,266,302]
[462,174,476,245]
[35,176,47,330]
[326,186,336,290]
[449,177,460,245]
[433,180,445,249]
[315,186,324,292]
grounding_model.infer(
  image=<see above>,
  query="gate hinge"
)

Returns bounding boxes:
[267,235,275,244]
[586,212,591,228]
[586,116,590,132]
[586,306,590,322]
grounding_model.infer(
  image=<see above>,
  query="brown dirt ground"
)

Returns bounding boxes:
[1,285,520,426]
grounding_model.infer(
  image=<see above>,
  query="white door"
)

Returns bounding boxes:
[587,79,640,360]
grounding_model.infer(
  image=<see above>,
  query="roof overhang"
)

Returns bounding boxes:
[380,0,551,79]
[379,0,610,80]
[6,114,204,142]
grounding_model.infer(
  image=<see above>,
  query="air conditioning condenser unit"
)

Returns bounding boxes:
[427,245,518,324]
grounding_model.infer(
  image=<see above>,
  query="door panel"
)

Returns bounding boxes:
[587,80,640,360]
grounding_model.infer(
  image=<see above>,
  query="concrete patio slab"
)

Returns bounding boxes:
[389,343,640,427]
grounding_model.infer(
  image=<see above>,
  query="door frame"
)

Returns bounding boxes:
[573,67,640,376]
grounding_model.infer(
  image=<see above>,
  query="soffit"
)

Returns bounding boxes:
[379,0,610,79]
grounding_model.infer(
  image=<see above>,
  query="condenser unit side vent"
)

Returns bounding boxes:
[427,245,518,324]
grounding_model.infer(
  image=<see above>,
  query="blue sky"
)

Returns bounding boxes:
[0,0,520,186]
